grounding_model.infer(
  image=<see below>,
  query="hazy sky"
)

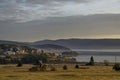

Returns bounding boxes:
[0,0,120,42]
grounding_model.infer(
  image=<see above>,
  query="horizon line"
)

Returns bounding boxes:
[1,38,120,43]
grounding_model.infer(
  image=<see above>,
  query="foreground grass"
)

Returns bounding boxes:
[0,64,120,80]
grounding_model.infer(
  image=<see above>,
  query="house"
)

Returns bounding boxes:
[4,51,16,55]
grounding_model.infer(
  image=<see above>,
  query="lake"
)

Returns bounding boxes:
[72,49,120,62]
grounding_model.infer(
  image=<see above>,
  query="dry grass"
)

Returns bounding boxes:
[0,64,120,80]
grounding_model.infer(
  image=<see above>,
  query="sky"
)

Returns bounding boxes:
[0,0,120,42]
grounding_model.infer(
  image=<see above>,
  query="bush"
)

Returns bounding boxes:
[63,65,68,70]
[29,66,40,72]
[16,61,23,67]
[40,64,47,71]
[75,64,79,69]
[50,66,56,71]
[113,63,120,71]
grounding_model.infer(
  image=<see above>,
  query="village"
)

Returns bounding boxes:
[0,44,78,64]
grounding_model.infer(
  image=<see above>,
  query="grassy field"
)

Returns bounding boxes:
[0,64,120,80]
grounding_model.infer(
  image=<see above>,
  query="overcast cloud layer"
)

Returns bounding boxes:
[0,0,120,41]
[0,0,120,22]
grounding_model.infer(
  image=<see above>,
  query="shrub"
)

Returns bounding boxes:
[40,64,47,71]
[29,66,39,72]
[29,64,47,72]
[50,66,56,71]
[63,65,68,70]
[75,64,79,69]
[113,63,120,71]
[16,61,23,67]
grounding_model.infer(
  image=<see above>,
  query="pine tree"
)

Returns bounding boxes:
[89,56,94,66]
[86,56,94,66]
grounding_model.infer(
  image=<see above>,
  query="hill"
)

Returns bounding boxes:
[33,44,70,50]
[0,40,29,46]
[33,39,120,49]
[34,44,71,54]
[1,39,120,49]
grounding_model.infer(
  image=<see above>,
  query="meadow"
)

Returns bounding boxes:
[0,64,120,80]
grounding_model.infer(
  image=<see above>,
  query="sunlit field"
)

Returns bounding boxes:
[0,64,120,80]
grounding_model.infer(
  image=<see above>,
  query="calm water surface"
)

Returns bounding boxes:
[73,49,120,62]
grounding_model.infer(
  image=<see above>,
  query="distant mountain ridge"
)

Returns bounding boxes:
[0,39,120,49]
[33,39,120,49]
[0,40,28,46]
[33,44,70,50]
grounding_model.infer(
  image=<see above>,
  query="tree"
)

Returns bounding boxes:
[22,53,38,63]
[86,56,94,66]
[89,56,94,65]
[22,53,48,64]
[39,53,48,63]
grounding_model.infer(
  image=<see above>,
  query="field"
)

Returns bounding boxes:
[0,64,120,80]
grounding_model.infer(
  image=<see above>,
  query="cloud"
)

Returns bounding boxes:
[0,0,91,5]
[0,1,120,41]
[17,0,90,4]
[0,0,120,23]
[0,14,120,41]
